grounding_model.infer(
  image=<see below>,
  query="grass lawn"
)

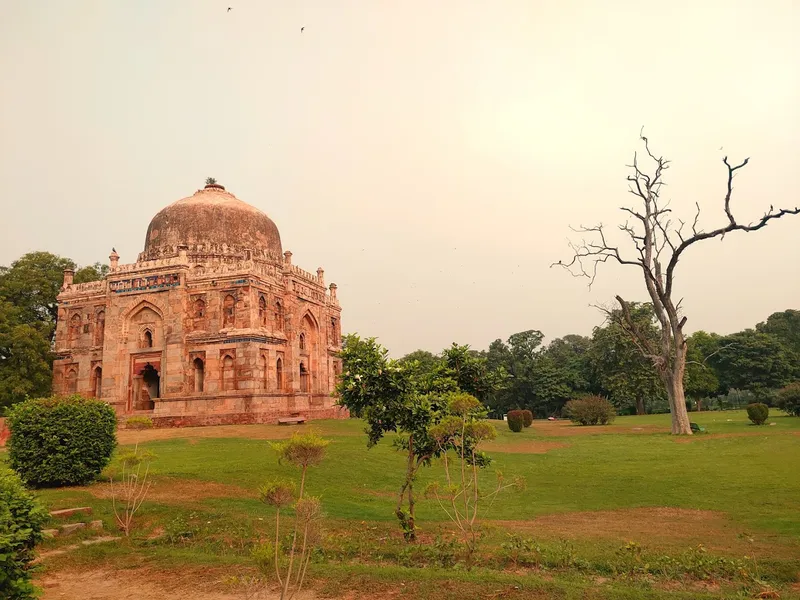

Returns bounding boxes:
[7,409,800,599]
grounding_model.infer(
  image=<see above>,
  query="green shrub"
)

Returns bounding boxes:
[125,416,154,430]
[776,382,800,416]
[0,468,48,600]
[564,396,616,426]
[746,402,769,425]
[506,410,524,432]
[8,395,117,488]
[521,410,533,428]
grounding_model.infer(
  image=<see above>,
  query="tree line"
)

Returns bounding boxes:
[399,305,800,418]
[0,252,107,410]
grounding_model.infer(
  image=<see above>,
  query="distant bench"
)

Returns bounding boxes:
[278,416,306,426]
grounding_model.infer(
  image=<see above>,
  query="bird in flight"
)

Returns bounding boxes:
[300,26,305,32]
[227,7,232,12]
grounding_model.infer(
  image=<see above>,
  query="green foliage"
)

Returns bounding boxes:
[0,252,109,410]
[73,262,109,284]
[589,304,664,415]
[776,382,800,416]
[259,480,296,509]
[521,409,533,427]
[486,331,578,418]
[564,395,616,425]
[709,330,797,398]
[0,468,48,600]
[272,430,330,470]
[0,300,53,410]
[125,416,154,430]
[506,410,524,432]
[441,343,508,404]
[756,309,800,356]
[746,403,769,425]
[0,251,74,326]
[684,331,722,401]
[8,394,117,487]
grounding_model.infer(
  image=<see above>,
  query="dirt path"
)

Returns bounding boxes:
[39,568,316,600]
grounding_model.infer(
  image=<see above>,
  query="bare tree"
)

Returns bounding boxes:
[556,132,799,434]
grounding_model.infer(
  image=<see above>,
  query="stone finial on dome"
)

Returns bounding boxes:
[204,177,225,191]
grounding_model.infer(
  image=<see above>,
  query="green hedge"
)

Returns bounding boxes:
[746,402,769,426]
[0,468,48,600]
[8,395,117,488]
[507,410,524,432]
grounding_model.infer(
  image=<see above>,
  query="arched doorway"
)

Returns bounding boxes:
[140,364,159,410]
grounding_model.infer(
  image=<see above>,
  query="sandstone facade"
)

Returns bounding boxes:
[52,182,347,426]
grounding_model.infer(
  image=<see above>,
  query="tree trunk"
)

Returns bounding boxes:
[395,437,417,541]
[666,375,692,434]
[635,397,645,415]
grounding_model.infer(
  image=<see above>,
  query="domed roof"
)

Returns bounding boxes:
[143,182,283,263]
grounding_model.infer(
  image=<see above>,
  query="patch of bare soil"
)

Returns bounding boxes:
[77,478,254,504]
[531,421,668,437]
[482,439,569,454]
[38,568,316,600]
[495,507,799,558]
[117,423,357,445]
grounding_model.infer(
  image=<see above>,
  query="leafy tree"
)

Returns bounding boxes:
[0,251,74,328]
[0,301,53,410]
[441,343,507,405]
[589,304,664,415]
[683,331,722,409]
[756,309,800,356]
[337,335,444,540]
[542,335,594,395]
[0,252,109,410]
[485,331,576,417]
[74,262,109,284]
[709,330,797,401]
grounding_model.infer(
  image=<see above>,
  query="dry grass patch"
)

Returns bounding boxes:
[496,507,799,558]
[78,477,254,504]
[531,420,667,437]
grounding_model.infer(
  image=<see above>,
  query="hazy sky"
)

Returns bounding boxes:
[1,1,798,356]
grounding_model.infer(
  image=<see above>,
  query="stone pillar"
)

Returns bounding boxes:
[62,268,74,289]
[329,283,337,302]
[109,249,120,271]
[283,251,293,270]
[316,267,325,286]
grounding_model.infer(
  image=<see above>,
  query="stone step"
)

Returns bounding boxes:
[49,507,93,519]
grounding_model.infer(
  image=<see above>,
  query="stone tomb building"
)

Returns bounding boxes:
[52,181,346,425]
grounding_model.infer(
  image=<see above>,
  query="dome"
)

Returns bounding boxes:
[143,183,283,263]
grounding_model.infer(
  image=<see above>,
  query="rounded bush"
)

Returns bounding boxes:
[8,395,117,488]
[564,396,616,426]
[1,468,48,600]
[507,410,524,433]
[125,416,154,430]
[521,410,533,428]
[776,383,800,417]
[746,402,769,426]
